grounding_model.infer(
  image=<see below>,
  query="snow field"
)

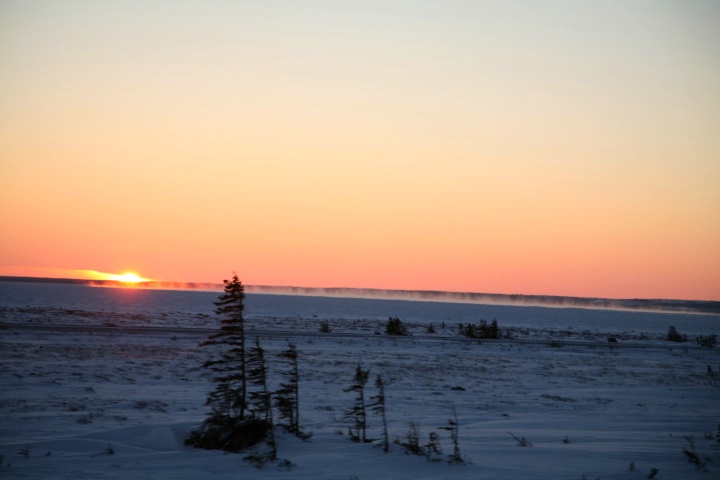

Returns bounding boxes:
[1,318,719,480]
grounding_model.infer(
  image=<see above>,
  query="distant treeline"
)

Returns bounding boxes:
[2,276,719,315]
[246,285,720,315]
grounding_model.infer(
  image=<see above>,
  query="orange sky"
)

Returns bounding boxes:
[1,1,719,300]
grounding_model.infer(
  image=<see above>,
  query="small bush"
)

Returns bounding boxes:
[277,458,295,470]
[667,326,686,342]
[682,435,708,472]
[509,432,532,447]
[396,421,423,455]
[386,317,409,336]
[425,431,443,461]
[696,335,717,347]
[91,444,115,457]
[459,319,500,339]
[186,416,272,452]
[76,414,93,425]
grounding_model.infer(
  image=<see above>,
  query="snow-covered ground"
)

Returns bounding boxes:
[1,284,719,479]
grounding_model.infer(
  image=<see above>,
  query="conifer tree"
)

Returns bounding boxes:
[425,431,442,460]
[275,342,300,435]
[247,337,272,423]
[489,319,499,339]
[370,375,389,453]
[201,274,249,420]
[186,274,268,453]
[246,337,276,459]
[439,405,462,463]
[399,421,423,455]
[344,364,371,443]
[386,316,409,335]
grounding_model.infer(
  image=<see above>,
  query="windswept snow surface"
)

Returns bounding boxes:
[1,282,719,479]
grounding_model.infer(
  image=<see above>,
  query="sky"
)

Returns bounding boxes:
[1,0,719,300]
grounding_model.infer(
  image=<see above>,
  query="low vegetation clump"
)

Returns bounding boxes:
[319,320,332,333]
[681,435,708,472]
[509,432,533,447]
[397,421,424,455]
[458,319,500,339]
[386,316,410,336]
[696,334,717,348]
[186,416,272,452]
[666,325,686,342]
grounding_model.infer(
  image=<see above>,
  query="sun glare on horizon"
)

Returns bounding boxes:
[108,272,150,283]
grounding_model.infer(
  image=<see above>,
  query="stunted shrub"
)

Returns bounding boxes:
[397,421,423,455]
[440,406,464,463]
[459,319,500,339]
[386,316,409,336]
[509,432,532,447]
[667,326,686,342]
[696,334,717,348]
[682,435,708,472]
[425,431,443,461]
[185,416,272,452]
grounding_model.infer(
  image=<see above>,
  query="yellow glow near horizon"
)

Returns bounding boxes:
[0,267,153,284]
[108,272,149,284]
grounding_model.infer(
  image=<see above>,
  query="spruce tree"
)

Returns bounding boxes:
[369,375,389,453]
[201,274,249,420]
[187,274,264,452]
[247,337,272,423]
[246,337,276,459]
[275,342,300,435]
[344,364,371,443]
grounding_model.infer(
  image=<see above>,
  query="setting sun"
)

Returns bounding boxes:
[109,272,149,283]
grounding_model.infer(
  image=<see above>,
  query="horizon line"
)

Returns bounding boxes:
[1,275,718,315]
